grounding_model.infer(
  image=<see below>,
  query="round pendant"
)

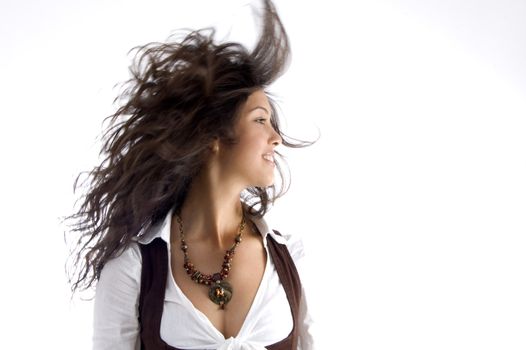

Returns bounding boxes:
[208,281,233,309]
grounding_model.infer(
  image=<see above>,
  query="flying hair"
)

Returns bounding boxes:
[65,0,313,294]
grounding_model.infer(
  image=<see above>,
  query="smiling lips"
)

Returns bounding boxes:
[262,152,275,164]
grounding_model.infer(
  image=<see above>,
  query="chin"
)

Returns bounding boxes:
[261,178,275,188]
[251,177,275,188]
[246,170,275,188]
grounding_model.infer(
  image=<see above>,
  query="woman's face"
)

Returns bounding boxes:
[218,89,282,188]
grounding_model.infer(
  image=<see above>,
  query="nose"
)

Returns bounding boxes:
[270,128,282,147]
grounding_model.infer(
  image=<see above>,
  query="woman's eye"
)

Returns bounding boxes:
[256,118,266,124]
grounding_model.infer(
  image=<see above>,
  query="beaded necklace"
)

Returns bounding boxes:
[175,212,246,309]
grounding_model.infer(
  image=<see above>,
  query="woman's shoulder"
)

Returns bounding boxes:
[98,241,143,286]
[269,228,306,263]
[111,240,143,265]
[251,211,307,263]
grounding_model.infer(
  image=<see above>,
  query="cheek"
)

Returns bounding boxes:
[223,138,258,164]
[227,124,267,163]
[232,140,264,170]
[237,132,261,151]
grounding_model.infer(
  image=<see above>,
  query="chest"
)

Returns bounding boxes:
[170,233,267,339]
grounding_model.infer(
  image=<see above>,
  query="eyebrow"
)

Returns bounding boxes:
[249,106,270,115]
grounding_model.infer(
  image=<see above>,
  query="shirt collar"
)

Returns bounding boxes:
[136,207,287,247]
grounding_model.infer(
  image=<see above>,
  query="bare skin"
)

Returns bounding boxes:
[170,218,267,338]
[169,89,281,338]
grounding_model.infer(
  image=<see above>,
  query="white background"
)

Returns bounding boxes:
[1,0,525,349]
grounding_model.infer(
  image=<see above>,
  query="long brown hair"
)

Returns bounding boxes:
[66,0,313,294]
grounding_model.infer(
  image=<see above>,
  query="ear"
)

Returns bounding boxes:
[210,138,220,154]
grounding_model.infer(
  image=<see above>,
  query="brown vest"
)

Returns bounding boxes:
[138,231,302,350]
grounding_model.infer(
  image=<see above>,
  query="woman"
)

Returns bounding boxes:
[67,1,314,349]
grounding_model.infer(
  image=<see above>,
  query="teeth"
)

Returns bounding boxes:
[263,154,274,162]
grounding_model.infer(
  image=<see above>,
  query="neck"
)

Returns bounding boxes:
[174,168,246,249]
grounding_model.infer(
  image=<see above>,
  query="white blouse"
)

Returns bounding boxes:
[92,209,314,350]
